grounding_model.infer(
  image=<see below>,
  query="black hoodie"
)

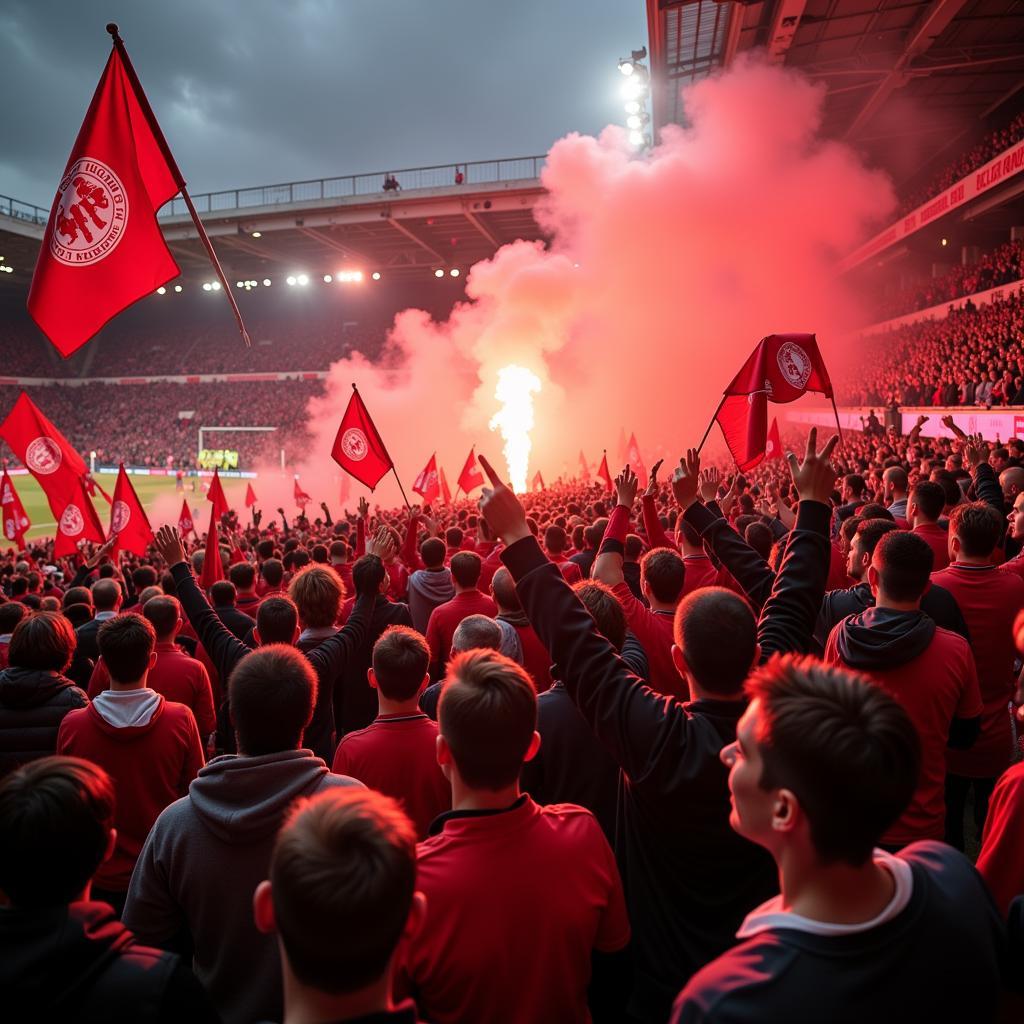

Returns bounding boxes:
[0,900,219,1023]
[833,606,936,671]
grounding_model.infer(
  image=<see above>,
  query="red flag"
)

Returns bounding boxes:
[294,478,311,508]
[108,463,154,557]
[412,454,441,505]
[626,433,647,488]
[1,471,31,548]
[439,466,452,505]
[331,387,393,490]
[766,417,783,461]
[27,44,181,358]
[0,392,87,519]
[245,482,257,507]
[199,510,224,589]
[578,450,590,481]
[84,474,113,505]
[207,468,228,519]
[717,393,768,473]
[597,452,613,493]
[54,477,106,557]
[532,470,545,492]
[178,498,195,538]
[457,448,485,494]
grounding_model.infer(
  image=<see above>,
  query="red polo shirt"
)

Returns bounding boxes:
[398,796,629,1023]
[425,590,499,669]
[87,641,216,740]
[611,581,683,698]
[977,761,1024,914]
[932,562,1024,778]
[681,554,718,596]
[332,712,450,839]
[913,522,951,571]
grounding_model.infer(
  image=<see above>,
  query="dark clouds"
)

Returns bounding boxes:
[0,0,646,207]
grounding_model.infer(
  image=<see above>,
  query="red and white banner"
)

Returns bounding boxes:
[108,462,154,556]
[1,471,31,547]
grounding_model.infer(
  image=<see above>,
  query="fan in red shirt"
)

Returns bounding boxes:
[396,648,630,1022]
[909,481,951,572]
[490,567,553,692]
[57,614,204,914]
[332,626,450,839]
[424,552,497,678]
[824,531,982,847]
[544,525,583,584]
[932,501,1024,849]
[86,596,216,746]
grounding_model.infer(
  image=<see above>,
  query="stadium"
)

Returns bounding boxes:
[4,1,1024,1021]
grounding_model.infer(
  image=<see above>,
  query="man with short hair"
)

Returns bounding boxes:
[545,525,583,584]
[68,577,122,687]
[909,480,951,570]
[332,626,449,838]
[491,566,553,691]
[672,656,1004,1023]
[398,648,630,1023]
[419,613,503,720]
[883,465,910,522]
[211,579,256,640]
[0,756,218,1022]
[228,560,261,616]
[253,787,425,1024]
[58,614,204,914]
[424,551,497,678]
[289,564,344,653]
[407,537,454,635]
[258,557,285,598]
[124,643,364,1024]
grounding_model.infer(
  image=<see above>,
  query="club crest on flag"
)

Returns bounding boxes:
[51,159,128,266]
[111,499,131,533]
[340,428,368,461]
[776,341,812,389]
[60,504,85,537]
[26,437,62,474]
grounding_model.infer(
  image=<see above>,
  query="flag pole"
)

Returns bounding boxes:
[697,397,725,455]
[105,24,251,349]
[829,394,845,449]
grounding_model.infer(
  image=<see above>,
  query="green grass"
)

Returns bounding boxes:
[13,473,255,541]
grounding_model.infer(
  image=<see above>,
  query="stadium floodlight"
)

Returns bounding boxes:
[624,100,641,115]
[371,271,381,281]
[211,281,222,291]
[618,60,635,76]
[157,286,166,295]
[628,129,645,147]
[626,114,643,130]
[202,282,212,291]
[941,238,948,247]
[450,268,460,277]
[622,78,645,101]
[251,231,262,238]
[297,273,309,287]
[352,270,363,282]
[286,275,297,286]
[174,284,182,292]
[434,269,445,278]
[236,281,244,288]
[263,278,271,287]
[323,274,333,283]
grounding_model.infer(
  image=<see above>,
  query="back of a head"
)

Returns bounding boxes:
[912,481,945,522]
[270,787,416,993]
[949,501,1002,559]
[98,614,155,685]
[138,585,164,608]
[624,533,644,561]
[9,612,75,673]
[857,503,893,523]
[674,587,756,695]
[0,755,114,908]
[574,580,626,651]
[312,544,329,564]
[420,537,446,570]
[745,654,919,865]
[261,558,284,587]
[143,595,181,642]
[873,530,933,602]
[10,576,27,597]
[0,601,27,637]
[229,561,256,590]
[289,564,344,628]
[91,578,121,612]
[445,526,464,548]
[450,551,482,589]
[856,518,898,560]
[490,566,521,613]
[62,586,92,610]
[372,626,430,701]
[640,547,686,605]
[329,540,348,564]
[439,649,536,790]
[352,554,387,598]
[211,580,237,607]
[257,539,275,561]
[884,466,908,493]
[132,565,158,592]
[229,644,317,755]
[744,522,774,562]
[677,519,702,549]
[451,614,501,654]
[544,525,567,555]
[256,596,299,645]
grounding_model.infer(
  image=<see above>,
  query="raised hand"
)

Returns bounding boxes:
[615,466,639,509]
[366,525,396,561]
[786,427,839,505]
[671,448,701,510]
[916,415,929,428]
[699,466,720,503]
[357,496,370,519]
[85,534,118,569]
[153,524,186,567]
[644,458,664,499]
[962,433,989,471]
[477,454,531,545]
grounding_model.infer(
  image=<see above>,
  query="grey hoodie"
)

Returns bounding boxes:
[407,567,455,633]
[123,749,361,1024]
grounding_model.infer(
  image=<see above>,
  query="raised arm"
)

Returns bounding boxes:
[640,459,675,550]
[592,467,639,588]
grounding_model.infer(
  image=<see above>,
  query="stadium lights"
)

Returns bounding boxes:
[335,269,363,283]
[174,284,182,292]
[202,282,212,291]
[211,281,222,291]
[157,286,166,295]
[450,268,460,277]
[297,273,310,287]
[286,275,297,286]
[624,100,640,115]
[251,231,262,238]
[434,269,445,278]
[236,281,245,288]
[0,265,13,274]
[371,271,381,281]
[941,238,948,247]
[618,60,635,76]
[323,274,333,283]
[618,47,651,150]
[263,278,272,286]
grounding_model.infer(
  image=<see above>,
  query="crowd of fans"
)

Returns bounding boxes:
[3,407,1024,1021]
[845,285,1024,407]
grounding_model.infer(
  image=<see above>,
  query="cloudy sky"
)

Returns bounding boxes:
[1,0,647,209]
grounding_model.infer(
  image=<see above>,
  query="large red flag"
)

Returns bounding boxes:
[178,498,196,538]
[716,334,833,471]
[207,468,228,520]
[0,392,88,519]
[294,478,311,508]
[54,477,106,558]
[439,466,452,505]
[626,433,647,488]
[108,463,154,556]
[199,510,224,590]
[456,448,485,494]
[597,452,613,493]
[245,482,257,507]
[27,44,181,358]
[412,455,441,505]
[1,471,31,548]
[331,387,393,490]
[766,417,783,461]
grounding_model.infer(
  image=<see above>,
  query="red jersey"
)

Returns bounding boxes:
[425,590,499,669]
[398,797,629,1023]
[387,561,409,602]
[931,563,1024,777]
[513,621,553,693]
[87,641,216,740]
[824,623,981,845]
[332,712,450,839]
[57,694,203,890]
[913,523,951,572]
[611,581,683,698]
[681,554,718,597]
[555,559,583,585]
[977,760,1024,914]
